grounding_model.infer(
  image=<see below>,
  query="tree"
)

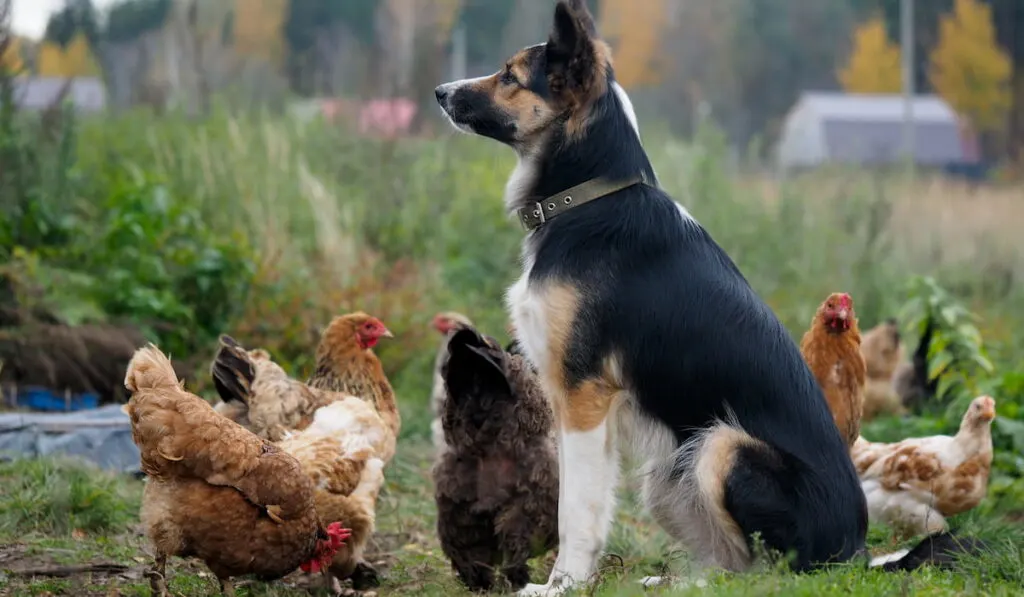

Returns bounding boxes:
[104,0,172,44]
[1,34,22,74]
[599,0,668,88]
[37,32,99,77]
[44,0,99,48]
[929,0,1012,133]
[838,14,902,93]
[848,0,954,93]
[730,0,857,149]
[232,0,287,68]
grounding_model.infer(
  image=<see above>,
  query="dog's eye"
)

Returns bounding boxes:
[501,68,518,86]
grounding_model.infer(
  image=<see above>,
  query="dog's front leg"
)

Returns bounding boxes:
[519,383,620,597]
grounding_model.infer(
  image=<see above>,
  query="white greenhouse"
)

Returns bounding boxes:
[776,92,976,171]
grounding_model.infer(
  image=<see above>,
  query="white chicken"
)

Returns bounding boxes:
[852,395,996,537]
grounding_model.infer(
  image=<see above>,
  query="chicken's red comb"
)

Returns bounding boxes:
[325,522,352,547]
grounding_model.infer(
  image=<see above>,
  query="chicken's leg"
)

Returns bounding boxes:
[146,553,168,597]
[219,577,236,597]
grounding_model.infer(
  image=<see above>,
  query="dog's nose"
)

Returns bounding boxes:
[434,86,449,104]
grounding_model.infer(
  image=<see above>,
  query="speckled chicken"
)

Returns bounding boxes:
[852,395,996,537]
[124,345,350,597]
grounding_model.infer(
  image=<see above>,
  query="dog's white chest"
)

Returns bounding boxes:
[506,272,549,372]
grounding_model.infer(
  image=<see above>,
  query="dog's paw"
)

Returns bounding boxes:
[639,576,667,588]
[517,582,570,597]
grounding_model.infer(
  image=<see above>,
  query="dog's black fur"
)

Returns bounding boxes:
[433,327,558,591]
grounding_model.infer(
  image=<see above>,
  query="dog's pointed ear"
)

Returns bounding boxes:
[546,0,602,98]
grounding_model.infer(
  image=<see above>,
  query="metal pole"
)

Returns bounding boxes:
[901,0,916,179]
[451,24,467,81]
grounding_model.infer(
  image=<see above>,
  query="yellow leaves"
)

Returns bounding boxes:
[37,33,100,77]
[2,35,25,74]
[599,0,668,89]
[232,0,287,68]
[929,0,1012,133]
[431,0,463,42]
[838,14,902,94]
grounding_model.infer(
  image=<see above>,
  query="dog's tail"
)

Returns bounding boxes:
[868,530,988,571]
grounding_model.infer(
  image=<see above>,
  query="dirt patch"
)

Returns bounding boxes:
[0,323,194,406]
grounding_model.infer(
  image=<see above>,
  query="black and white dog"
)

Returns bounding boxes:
[435,1,961,594]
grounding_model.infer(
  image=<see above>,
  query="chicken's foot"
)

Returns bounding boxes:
[219,577,236,597]
[350,560,380,589]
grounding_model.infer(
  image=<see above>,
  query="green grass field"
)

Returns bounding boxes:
[2,105,1024,595]
[1,436,1023,597]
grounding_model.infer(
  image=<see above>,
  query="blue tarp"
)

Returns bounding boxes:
[0,404,140,474]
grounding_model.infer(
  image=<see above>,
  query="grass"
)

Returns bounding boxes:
[1,438,1023,596]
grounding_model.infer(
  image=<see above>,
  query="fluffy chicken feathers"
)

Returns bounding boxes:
[860,319,907,419]
[125,345,349,596]
[208,317,396,591]
[309,312,400,439]
[800,292,867,448]
[126,345,311,523]
[853,396,996,536]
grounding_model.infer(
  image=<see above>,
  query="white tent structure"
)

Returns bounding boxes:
[776,92,975,171]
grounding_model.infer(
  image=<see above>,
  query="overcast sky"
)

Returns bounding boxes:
[10,0,120,38]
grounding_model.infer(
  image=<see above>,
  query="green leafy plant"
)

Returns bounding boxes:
[73,169,256,356]
[899,275,995,417]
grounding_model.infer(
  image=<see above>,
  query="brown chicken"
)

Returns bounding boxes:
[123,345,350,597]
[860,318,907,420]
[852,395,996,537]
[309,312,401,440]
[209,312,398,590]
[799,292,866,449]
[430,311,474,451]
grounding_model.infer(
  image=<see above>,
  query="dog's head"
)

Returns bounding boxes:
[434,0,614,153]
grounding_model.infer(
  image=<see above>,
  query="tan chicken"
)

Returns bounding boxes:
[429,311,474,451]
[123,345,350,597]
[860,318,907,420]
[799,292,866,448]
[209,312,398,590]
[852,395,996,537]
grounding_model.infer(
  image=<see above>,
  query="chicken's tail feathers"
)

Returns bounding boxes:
[211,334,256,404]
[869,531,988,572]
[125,344,181,394]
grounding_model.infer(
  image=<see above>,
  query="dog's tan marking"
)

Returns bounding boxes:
[562,39,611,141]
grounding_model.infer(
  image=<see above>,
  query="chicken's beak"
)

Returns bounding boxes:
[979,399,997,421]
[380,327,394,339]
[837,308,849,321]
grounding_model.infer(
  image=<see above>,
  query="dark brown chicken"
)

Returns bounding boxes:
[124,345,349,597]
[434,326,558,591]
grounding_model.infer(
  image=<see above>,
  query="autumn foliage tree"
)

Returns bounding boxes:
[1,34,21,74]
[838,14,902,93]
[929,0,1012,133]
[37,32,100,77]
[232,0,287,69]
[599,0,667,88]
